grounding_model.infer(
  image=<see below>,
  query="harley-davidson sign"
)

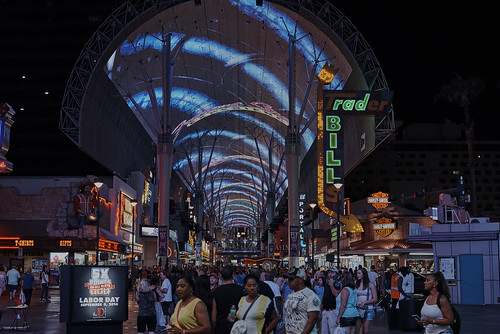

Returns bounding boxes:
[373,217,396,237]
[367,191,390,209]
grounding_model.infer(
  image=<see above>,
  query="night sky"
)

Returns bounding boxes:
[1,1,498,176]
[337,2,499,136]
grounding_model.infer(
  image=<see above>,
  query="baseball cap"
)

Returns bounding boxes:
[284,268,306,279]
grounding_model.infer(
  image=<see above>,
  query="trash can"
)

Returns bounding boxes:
[399,294,425,331]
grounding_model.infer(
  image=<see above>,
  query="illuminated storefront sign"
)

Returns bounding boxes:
[0,238,34,249]
[118,192,134,232]
[60,240,73,247]
[373,217,396,237]
[298,192,306,255]
[367,191,391,209]
[142,180,152,206]
[323,91,394,115]
[99,239,127,254]
[318,74,394,218]
[318,89,344,216]
[15,239,34,247]
[0,159,12,173]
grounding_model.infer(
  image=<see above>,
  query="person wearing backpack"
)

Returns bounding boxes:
[417,272,454,333]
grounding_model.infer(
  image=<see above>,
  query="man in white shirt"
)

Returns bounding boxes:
[368,265,378,287]
[264,271,283,318]
[160,271,173,328]
[284,268,320,334]
[401,266,414,299]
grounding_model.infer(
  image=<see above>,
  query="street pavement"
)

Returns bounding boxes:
[0,287,498,333]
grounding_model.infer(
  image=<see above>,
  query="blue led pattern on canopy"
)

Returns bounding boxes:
[105,0,352,228]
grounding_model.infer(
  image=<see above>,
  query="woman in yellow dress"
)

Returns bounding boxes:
[168,276,211,334]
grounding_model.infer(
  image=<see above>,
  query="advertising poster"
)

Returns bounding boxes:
[439,257,456,281]
[61,265,128,323]
[158,226,168,256]
[289,226,299,257]
[119,192,133,232]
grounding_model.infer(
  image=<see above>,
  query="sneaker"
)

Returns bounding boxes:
[159,326,167,332]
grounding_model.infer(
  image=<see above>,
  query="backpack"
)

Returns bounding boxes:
[437,294,461,334]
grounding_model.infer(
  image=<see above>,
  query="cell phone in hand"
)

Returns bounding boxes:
[412,314,420,321]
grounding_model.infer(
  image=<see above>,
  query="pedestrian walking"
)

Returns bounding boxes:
[355,268,377,334]
[6,265,21,301]
[320,270,340,334]
[389,268,404,330]
[335,271,359,334]
[40,265,50,302]
[283,268,320,334]
[169,276,211,334]
[21,268,35,306]
[160,270,173,327]
[228,273,278,334]
[417,272,454,333]
[136,278,157,334]
[212,265,245,334]
[0,265,7,296]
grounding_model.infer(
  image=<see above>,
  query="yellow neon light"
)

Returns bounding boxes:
[317,63,337,218]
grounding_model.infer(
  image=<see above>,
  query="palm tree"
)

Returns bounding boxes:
[435,74,485,217]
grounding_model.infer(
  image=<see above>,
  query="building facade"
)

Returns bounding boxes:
[345,120,500,220]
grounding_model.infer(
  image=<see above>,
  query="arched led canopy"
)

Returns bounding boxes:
[104,0,351,229]
[61,0,393,231]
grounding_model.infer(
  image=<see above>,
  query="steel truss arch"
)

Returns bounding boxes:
[60,0,394,147]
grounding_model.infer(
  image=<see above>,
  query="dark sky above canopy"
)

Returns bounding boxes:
[337,2,499,135]
[1,1,498,176]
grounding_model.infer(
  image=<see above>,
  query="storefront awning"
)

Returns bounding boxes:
[99,228,129,254]
[343,238,432,255]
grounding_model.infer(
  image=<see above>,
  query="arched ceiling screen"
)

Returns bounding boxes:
[104,0,354,228]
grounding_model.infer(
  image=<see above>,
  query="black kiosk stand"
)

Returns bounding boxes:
[60,265,128,334]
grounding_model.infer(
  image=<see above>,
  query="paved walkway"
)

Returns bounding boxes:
[0,287,498,333]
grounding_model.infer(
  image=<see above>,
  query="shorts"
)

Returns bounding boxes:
[363,309,375,321]
[340,316,358,327]
[8,285,17,292]
[137,315,156,332]
[161,301,172,316]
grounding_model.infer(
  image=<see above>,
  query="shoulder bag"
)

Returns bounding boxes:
[230,295,260,334]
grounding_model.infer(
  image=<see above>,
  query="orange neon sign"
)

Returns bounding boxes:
[99,239,120,253]
[60,240,72,247]
[367,191,390,209]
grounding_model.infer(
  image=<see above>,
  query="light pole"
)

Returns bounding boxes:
[94,180,104,265]
[130,199,138,267]
[130,199,137,302]
[309,203,317,268]
[334,183,343,269]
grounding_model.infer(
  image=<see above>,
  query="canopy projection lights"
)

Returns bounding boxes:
[104,0,352,228]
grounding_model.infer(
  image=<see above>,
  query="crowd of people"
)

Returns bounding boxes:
[130,264,455,334]
[0,264,52,306]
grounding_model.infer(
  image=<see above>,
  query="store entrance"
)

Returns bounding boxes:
[9,258,24,272]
